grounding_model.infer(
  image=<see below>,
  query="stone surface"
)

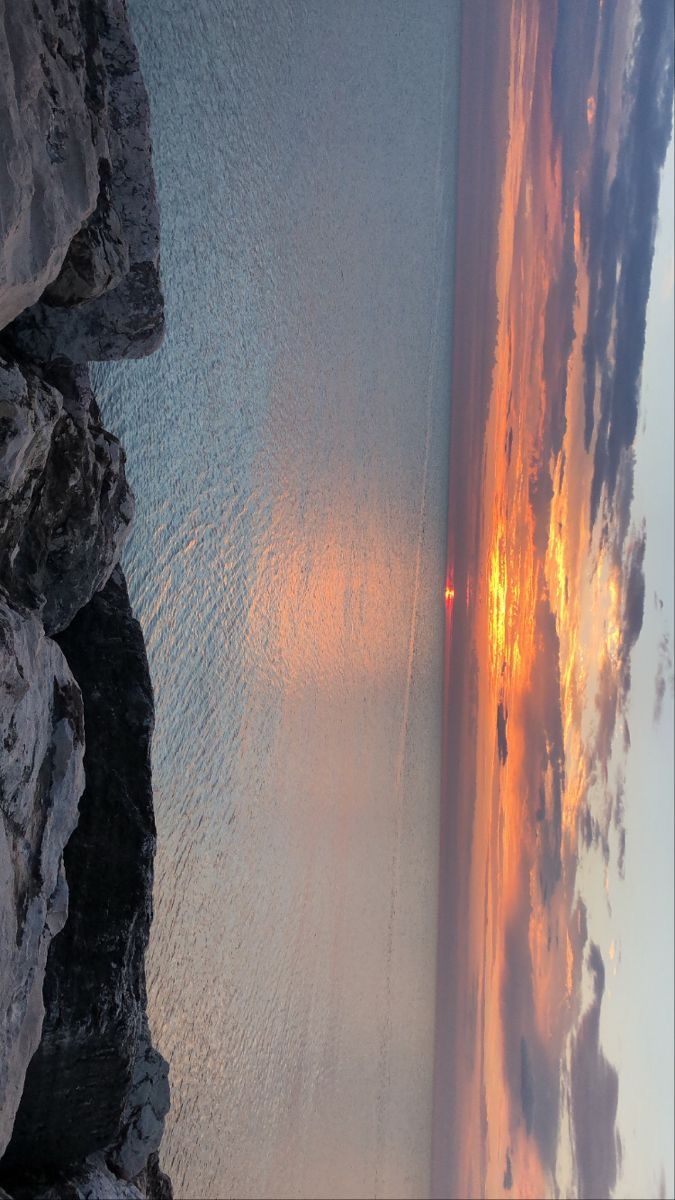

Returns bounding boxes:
[0,569,165,1176]
[0,600,84,1158]
[27,1155,144,1200]
[0,0,100,330]
[136,1154,174,1200]
[110,1021,171,1183]
[0,355,134,635]
[0,2,170,1192]
[43,163,131,308]
[5,0,164,361]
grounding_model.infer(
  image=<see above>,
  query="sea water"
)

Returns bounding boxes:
[94,3,460,1195]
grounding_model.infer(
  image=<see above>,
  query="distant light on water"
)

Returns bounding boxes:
[95,2,462,1197]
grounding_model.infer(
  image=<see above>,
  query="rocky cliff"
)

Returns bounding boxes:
[0,1,171,1196]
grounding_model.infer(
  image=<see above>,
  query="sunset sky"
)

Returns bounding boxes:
[433,3,674,1198]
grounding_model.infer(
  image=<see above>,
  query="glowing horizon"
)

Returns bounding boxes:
[433,3,674,1198]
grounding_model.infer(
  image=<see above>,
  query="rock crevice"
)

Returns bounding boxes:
[0,0,170,1196]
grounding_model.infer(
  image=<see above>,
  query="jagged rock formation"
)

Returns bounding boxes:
[12,1155,144,1200]
[5,1151,173,1200]
[2,0,163,362]
[0,602,84,1157]
[0,0,101,330]
[110,1021,171,1184]
[0,356,134,635]
[1,571,168,1190]
[0,0,170,1196]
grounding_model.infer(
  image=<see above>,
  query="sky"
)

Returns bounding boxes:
[595,114,674,1200]
[432,2,674,1197]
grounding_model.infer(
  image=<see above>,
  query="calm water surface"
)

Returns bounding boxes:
[95,3,460,1196]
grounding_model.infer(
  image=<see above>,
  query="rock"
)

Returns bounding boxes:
[0,600,84,1158]
[25,1155,144,1199]
[43,162,131,307]
[137,1154,173,1200]
[1,1,170,1192]
[110,1021,170,1183]
[0,355,134,635]
[0,568,165,1175]
[0,0,101,330]
[5,0,164,361]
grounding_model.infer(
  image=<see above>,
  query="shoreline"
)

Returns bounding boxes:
[0,3,171,1196]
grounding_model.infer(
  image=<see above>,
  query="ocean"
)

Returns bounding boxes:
[94,2,460,1195]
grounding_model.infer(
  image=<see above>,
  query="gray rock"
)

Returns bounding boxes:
[0,0,101,330]
[135,1154,173,1200]
[6,0,164,361]
[1,569,166,1176]
[30,1155,144,1199]
[0,355,134,635]
[43,163,131,307]
[0,600,84,1157]
[110,1022,170,1183]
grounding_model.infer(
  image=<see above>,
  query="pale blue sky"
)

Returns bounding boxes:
[585,120,674,1200]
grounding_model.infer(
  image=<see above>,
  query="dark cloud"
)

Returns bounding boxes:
[617,827,626,879]
[541,213,577,459]
[613,775,625,830]
[503,1151,513,1191]
[529,463,555,559]
[654,633,674,723]
[654,669,667,722]
[621,526,647,663]
[570,945,621,1200]
[612,451,636,561]
[520,1038,535,1133]
[580,0,674,527]
[500,882,561,1171]
[497,702,509,765]
[550,0,602,213]
[578,803,611,865]
[519,589,567,896]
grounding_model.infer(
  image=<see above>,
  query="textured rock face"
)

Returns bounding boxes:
[0,0,100,330]
[110,1021,171,1183]
[5,0,164,362]
[0,601,84,1158]
[1,569,166,1175]
[27,1155,144,1200]
[0,355,134,634]
[135,1154,174,1200]
[0,0,170,1192]
[43,164,131,308]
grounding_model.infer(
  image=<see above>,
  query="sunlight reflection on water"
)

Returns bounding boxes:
[94,3,459,1196]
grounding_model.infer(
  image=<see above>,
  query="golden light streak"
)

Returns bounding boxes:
[443,2,641,1196]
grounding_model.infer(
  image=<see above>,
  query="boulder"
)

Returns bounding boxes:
[5,0,164,361]
[0,569,166,1174]
[26,1154,144,1199]
[0,0,101,330]
[0,355,134,635]
[136,1154,174,1200]
[0,600,84,1157]
[110,1021,171,1183]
